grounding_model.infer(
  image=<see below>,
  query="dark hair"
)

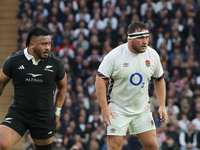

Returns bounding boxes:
[127,21,149,34]
[26,27,51,47]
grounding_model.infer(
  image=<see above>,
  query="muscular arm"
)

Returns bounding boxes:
[95,75,115,126]
[154,78,166,107]
[153,78,168,125]
[54,73,67,109]
[54,73,67,124]
[95,75,108,109]
[0,69,11,96]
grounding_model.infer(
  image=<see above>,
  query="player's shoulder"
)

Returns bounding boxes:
[114,43,127,52]
[48,53,62,62]
[107,43,127,56]
[11,50,24,58]
[146,46,159,56]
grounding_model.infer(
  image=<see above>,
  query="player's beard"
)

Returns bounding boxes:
[33,47,49,59]
[131,42,146,53]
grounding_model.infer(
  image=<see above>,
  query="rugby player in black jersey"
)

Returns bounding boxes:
[0,27,67,150]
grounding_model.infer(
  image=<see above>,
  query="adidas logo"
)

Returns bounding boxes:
[18,65,25,69]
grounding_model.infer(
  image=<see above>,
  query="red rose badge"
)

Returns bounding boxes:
[145,60,150,67]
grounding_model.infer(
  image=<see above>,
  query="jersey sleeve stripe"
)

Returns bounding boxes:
[151,73,164,81]
[97,71,109,80]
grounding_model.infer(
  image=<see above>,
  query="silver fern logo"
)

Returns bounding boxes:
[44,65,54,72]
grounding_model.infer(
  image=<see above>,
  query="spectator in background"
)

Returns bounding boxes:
[84,76,95,99]
[172,9,186,25]
[177,99,193,120]
[61,0,78,15]
[65,14,76,31]
[51,28,62,47]
[53,138,66,150]
[78,0,87,10]
[19,21,34,39]
[156,0,173,15]
[92,1,102,15]
[184,54,200,78]
[103,10,118,31]
[73,33,89,52]
[88,35,102,56]
[17,2,32,19]
[75,7,91,24]
[33,3,49,19]
[88,12,106,32]
[63,135,75,150]
[48,6,62,23]
[72,55,83,78]
[169,47,185,65]
[88,139,99,150]
[129,0,140,18]
[48,16,64,35]
[74,115,87,135]
[61,97,76,118]
[140,0,157,17]
[102,0,116,9]
[61,7,72,26]
[179,123,198,150]
[62,25,74,41]
[191,111,200,131]
[74,20,90,39]
[87,49,102,63]
[115,0,131,17]
[60,112,71,135]
[172,0,184,15]
[102,0,115,18]
[33,13,48,28]
[166,98,180,117]
[59,48,75,66]
[66,84,77,103]
[178,113,190,132]
[162,136,179,150]
[166,123,180,146]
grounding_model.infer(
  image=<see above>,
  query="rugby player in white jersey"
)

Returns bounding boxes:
[95,21,168,150]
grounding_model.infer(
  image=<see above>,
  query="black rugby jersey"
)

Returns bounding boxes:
[2,48,65,115]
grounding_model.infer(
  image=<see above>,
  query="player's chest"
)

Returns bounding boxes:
[12,62,57,83]
[113,56,154,79]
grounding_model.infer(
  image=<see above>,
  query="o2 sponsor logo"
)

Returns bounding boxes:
[130,73,145,88]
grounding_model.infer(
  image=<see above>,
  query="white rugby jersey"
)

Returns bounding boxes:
[97,43,164,115]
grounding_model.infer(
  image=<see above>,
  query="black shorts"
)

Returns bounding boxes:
[0,107,56,139]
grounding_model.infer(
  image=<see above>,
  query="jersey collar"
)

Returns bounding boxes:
[24,47,44,65]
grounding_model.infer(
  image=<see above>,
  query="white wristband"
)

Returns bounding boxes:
[55,107,61,116]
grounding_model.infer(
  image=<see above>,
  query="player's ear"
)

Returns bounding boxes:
[29,41,35,49]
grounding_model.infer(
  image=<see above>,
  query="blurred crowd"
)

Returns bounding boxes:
[16,0,200,150]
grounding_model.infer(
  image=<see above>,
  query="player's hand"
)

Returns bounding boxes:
[55,115,60,125]
[101,107,115,126]
[158,106,168,125]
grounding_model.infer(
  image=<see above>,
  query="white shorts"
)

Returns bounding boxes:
[107,110,156,135]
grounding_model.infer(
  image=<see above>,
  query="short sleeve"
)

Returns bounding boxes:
[98,51,115,78]
[55,60,65,81]
[152,52,164,79]
[2,56,12,78]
